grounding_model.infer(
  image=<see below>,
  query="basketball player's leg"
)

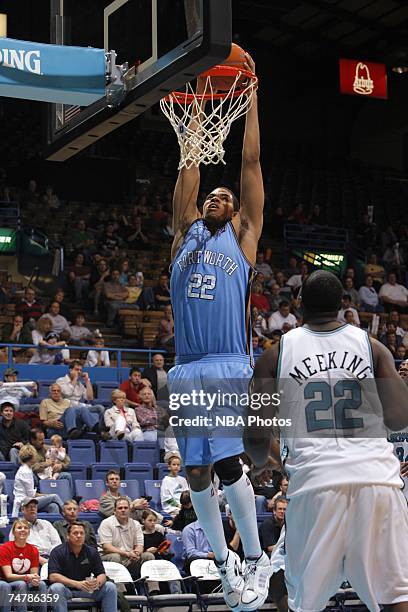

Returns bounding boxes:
[345,485,408,612]
[285,488,347,612]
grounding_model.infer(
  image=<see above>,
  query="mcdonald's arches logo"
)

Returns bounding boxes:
[339,58,387,99]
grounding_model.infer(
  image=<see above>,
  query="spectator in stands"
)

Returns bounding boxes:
[99,222,124,257]
[153,274,171,310]
[13,445,64,514]
[269,476,289,507]
[1,314,32,346]
[160,453,188,517]
[307,203,325,225]
[84,336,110,367]
[259,497,288,555]
[251,306,268,339]
[0,518,47,609]
[31,317,53,348]
[356,214,376,250]
[0,368,38,410]
[15,287,42,324]
[124,273,145,309]
[141,510,167,559]
[364,253,386,289]
[124,216,149,247]
[359,275,383,313]
[71,219,94,252]
[344,310,359,326]
[9,498,62,565]
[104,268,129,327]
[388,310,406,340]
[343,277,360,309]
[40,382,92,441]
[53,500,97,548]
[251,282,270,314]
[69,312,93,345]
[397,345,407,360]
[29,331,70,365]
[286,261,309,293]
[42,184,60,210]
[283,256,299,280]
[40,302,71,338]
[268,301,297,333]
[89,258,110,316]
[99,470,162,523]
[142,354,168,400]
[383,241,405,274]
[223,504,244,561]
[67,253,91,304]
[135,387,163,442]
[118,259,130,285]
[98,497,155,579]
[104,390,143,441]
[50,289,73,323]
[252,335,263,361]
[267,284,283,313]
[337,294,361,326]
[255,252,274,282]
[56,361,105,433]
[158,304,174,348]
[379,271,408,313]
[48,522,117,612]
[382,331,401,358]
[119,367,146,407]
[182,520,214,572]
[274,271,293,301]
[22,179,40,208]
[29,428,73,495]
[0,402,29,464]
[168,491,197,532]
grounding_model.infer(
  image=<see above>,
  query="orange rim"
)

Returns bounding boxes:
[164,65,258,103]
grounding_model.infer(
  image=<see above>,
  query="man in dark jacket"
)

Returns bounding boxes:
[0,401,30,464]
[142,354,168,400]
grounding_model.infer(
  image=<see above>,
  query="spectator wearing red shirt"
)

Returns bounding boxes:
[251,282,270,314]
[15,288,43,324]
[0,518,47,611]
[119,367,146,407]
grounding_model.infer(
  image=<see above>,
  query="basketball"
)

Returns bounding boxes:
[206,43,249,92]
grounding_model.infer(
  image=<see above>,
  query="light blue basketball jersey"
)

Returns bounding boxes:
[170,219,254,357]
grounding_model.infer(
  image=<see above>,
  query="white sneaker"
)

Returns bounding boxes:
[240,552,272,611]
[215,550,244,609]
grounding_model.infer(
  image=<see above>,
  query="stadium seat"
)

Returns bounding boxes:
[3,479,14,512]
[157,463,185,479]
[75,479,105,501]
[140,560,197,610]
[39,479,71,503]
[67,440,96,464]
[41,563,99,610]
[89,462,118,480]
[119,480,140,500]
[124,463,153,496]
[189,559,224,609]
[66,463,87,480]
[0,463,17,479]
[100,440,129,464]
[131,440,160,464]
[167,533,185,574]
[144,480,162,512]
[96,381,118,401]
[38,380,55,399]
[102,562,148,607]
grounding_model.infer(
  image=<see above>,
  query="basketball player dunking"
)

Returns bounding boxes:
[246,270,408,612]
[168,54,271,610]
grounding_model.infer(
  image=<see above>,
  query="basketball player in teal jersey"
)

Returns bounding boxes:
[169,54,272,610]
[246,270,408,612]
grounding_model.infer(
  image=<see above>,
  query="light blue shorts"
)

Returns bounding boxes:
[168,353,253,466]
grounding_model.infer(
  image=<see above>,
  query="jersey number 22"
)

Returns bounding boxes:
[187,273,216,300]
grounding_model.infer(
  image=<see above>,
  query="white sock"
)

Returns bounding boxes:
[223,473,262,558]
[190,483,229,563]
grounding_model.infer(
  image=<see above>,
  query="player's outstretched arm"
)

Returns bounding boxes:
[239,54,264,263]
[371,337,408,430]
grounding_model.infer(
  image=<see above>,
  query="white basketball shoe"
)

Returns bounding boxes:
[240,551,272,611]
[215,550,244,609]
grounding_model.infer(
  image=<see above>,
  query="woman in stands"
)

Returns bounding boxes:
[0,518,47,611]
[104,389,143,441]
[13,445,64,515]
[135,387,167,443]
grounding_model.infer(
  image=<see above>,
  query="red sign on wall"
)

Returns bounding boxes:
[339,58,387,99]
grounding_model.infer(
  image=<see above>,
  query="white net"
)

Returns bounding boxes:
[160,70,257,169]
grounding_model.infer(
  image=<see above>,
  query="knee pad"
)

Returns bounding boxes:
[214,455,243,486]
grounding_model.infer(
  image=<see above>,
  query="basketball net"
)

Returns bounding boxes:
[160,66,258,169]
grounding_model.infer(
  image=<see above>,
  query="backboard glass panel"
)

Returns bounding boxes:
[46,0,231,161]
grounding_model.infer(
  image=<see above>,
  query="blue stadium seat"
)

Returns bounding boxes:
[119,480,140,500]
[75,480,105,501]
[95,382,118,401]
[90,463,117,480]
[3,480,14,512]
[67,440,96,464]
[66,463,87,480]
[131,441,160,465]
[124,463,153,495]
[167,532,185,573]
[144,480,162,512]
[99,440,129,464]
[38,380,54,399]
[157,463,186,479]
[0,463,17,479]
[39,479,71,503]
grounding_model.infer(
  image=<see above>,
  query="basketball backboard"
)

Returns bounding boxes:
[46,0,232,162]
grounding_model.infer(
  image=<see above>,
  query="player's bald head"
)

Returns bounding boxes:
[301,270,343,318]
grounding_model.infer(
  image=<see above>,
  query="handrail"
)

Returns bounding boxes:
[0,342,166,369]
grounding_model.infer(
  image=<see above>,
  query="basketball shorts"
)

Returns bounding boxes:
[285,484,408,612]
[167,353,253,466]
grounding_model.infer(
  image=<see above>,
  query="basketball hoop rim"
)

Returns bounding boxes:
[164,65,258,103]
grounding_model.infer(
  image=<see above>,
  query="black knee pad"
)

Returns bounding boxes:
[214,455,243,485]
